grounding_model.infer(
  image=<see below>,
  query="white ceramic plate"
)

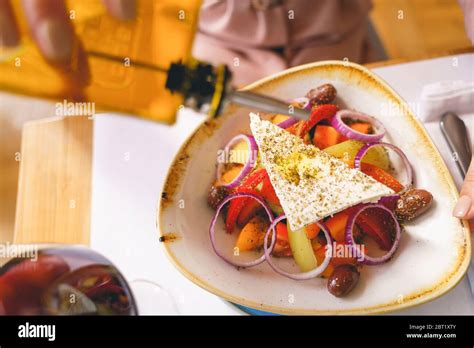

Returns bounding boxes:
[158,61,471,315]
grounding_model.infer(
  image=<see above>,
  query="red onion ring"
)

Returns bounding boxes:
[209,193,274,268]
[216,134,258,189]
[378,194,400,210]
[289,97,311,110]
[378,194,401,213]
[263,215,333,280]
[331,109,386,142]
[378,194,400,204]
[354,142,413,189]
[276,117,298,129]
[345,203,401,265]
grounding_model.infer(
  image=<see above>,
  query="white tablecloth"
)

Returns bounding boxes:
[90,53,474,315]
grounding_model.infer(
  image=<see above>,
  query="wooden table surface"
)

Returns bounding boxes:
[370,0,471,59]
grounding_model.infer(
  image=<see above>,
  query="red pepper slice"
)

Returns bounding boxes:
[298,104,339,137]
[360,163,404,193]
[356,208,395,251]
[276,222,288,241]
[226,187,264,233]
[273,222,292,257]
[260,174,280,206]
[237,174,281,226]
[240,168,268,188]
[237,198,263,226]
[226,169,272,233]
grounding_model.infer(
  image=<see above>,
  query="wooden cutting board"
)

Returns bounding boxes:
[13,116,93,245]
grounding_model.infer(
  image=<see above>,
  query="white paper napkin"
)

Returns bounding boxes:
[418,80,474,296]
[419,80,474,122]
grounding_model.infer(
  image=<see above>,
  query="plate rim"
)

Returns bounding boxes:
[157,60,471,315]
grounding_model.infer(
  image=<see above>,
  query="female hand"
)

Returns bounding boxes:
[0,0,135,65]
[453,156,474,231]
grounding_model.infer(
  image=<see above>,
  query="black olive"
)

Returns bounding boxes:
[306,84,337,106]
[207,184,229,210]
[327,264,360,297]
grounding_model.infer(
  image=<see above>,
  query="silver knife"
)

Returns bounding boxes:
[440,111,473,296]
[440,112,472,175]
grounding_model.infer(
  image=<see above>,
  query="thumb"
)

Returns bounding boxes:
[453,156,474,219]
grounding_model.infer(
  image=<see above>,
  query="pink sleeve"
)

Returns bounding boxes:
[458,0,474,43]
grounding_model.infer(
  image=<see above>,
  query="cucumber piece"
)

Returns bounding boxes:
[287,225,318,272]
[229,140,251,165]
[324,140,390,171]
[271,114,291,125]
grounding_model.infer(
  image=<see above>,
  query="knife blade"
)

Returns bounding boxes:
[440,112,472,176]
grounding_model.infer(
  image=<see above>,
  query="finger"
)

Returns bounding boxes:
[102,0,135,20]
[21,0,90,90]
[453,156,474,219]
[21,0,74,63]
[0,0,20,47]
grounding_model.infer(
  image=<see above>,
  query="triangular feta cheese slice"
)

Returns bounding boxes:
[249,113,394,231]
